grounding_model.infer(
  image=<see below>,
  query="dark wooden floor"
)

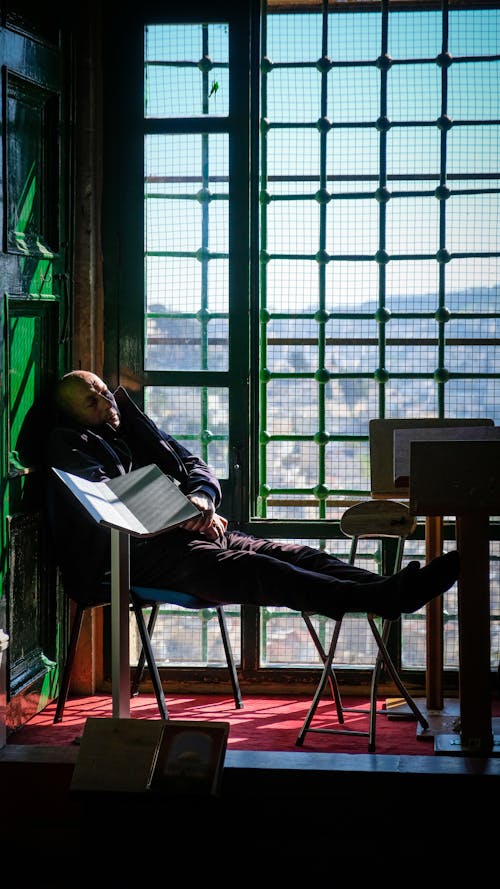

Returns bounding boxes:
[2,739,499,879]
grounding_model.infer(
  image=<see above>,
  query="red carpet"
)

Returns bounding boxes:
[8,691,455,755]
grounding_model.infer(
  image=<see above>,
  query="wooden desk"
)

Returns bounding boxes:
[369,417,494,711]
[396,434,500,756]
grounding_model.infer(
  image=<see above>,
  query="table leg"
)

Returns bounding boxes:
[455,512,493,753]
[111,529,131,718]
[425,515,444,709]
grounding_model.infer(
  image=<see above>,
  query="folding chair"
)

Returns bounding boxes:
[48,462,243,724]
[53,583,243,723]
[128,585,243,716]
[296,499,429,752]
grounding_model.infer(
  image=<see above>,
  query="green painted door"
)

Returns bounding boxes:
[0,6,70,729]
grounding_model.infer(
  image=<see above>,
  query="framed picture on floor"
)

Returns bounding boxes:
[148,720,230,796]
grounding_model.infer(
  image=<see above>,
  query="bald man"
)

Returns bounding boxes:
[46,369,460,618]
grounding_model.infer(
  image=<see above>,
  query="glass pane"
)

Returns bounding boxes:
[145,23,229,118]
[259,5,500,517]
[259,4,500,673]
[144,386,229,479]
[144,133,229,371]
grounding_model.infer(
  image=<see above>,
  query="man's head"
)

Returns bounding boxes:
[54,371,120,430]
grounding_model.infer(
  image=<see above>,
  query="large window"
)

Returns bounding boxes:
[105,1,500,691]
[256,1,500,679]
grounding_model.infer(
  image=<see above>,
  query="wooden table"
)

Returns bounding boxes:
[369,417,494,711]
[394,431,500,756]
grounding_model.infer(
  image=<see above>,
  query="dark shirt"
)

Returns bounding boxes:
[46,386,221,602]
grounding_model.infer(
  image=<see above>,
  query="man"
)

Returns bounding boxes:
[46,369,459,619]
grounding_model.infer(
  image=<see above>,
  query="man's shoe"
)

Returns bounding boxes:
[374,550,460,620]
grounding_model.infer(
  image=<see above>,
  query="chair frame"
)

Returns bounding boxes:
[54,590,243,724]
[53,600,98,724]
[296,500,429,752]
[129,588,243,717]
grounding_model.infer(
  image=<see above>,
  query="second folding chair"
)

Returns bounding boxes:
[296,499,429,752]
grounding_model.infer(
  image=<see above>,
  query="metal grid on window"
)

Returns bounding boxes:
[130,604,241,667]
[144,23,229,119]
[258,1,500,671]
[144,24,230,384]
[144,129,230,375]
[139,4,500,678]
[139,23,236,668]
[144,386,229,477]
[259,2,500,518]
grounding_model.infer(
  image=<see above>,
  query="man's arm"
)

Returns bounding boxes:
[114,385,222,507]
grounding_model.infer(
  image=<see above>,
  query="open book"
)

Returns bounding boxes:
[52,463,200,537]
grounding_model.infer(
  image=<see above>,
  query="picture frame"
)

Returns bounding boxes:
[148,720,230,797]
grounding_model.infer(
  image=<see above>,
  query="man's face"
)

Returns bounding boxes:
[62,373,121,430]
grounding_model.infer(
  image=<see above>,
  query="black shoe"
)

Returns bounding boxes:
[374,550,460,621]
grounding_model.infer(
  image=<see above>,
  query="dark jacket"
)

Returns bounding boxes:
[46,386,221,603]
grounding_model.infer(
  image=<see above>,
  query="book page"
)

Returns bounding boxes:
[53,464,199,536]
[106,464,199,535]
[52,467,144,532]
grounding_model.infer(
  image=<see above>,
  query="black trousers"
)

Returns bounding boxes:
[130,529,386,621]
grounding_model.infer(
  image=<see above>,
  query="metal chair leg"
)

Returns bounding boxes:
[216,605,243,709]
[302,612,345,722]
[298,502,425,751]
[296,634,337,745]
[53,603,86,724]
[130,603,160,697]
[367,615,429,749]
[130,597,169,720]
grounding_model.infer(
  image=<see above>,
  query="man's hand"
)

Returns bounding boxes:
[180,493,227,539]
[201,513,228,540]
